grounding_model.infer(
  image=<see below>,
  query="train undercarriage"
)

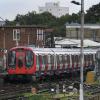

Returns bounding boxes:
[0,65,95,84]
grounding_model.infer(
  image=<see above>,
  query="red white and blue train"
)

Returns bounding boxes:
[6,46,97,79]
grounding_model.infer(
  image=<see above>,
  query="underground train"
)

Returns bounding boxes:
[6,46,97,80]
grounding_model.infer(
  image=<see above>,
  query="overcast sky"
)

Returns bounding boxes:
[0,0,100,20]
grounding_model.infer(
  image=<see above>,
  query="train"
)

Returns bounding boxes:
[95,49,100,76]
[5,46,97,81]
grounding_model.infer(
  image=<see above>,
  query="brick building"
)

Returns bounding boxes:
[0,25,52,50]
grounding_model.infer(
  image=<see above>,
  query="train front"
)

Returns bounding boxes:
[7,47,36,75]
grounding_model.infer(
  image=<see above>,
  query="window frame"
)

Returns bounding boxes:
[13,29,20,41]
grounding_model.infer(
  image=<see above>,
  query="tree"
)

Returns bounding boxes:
[85,3,100,23]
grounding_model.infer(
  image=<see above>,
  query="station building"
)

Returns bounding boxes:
[66,23,100,42]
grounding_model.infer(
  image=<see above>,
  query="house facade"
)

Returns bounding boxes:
[0,25,51,50]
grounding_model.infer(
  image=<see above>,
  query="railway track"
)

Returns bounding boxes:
[0,76,100,100]
[0,83,31,100]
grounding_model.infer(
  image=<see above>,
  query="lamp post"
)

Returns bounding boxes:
[71,0,84,100]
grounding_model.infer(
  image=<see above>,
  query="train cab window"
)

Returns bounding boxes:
[25,51,33,68]
[8,51,16,68]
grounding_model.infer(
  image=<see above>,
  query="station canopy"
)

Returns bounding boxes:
[55,39,100,48]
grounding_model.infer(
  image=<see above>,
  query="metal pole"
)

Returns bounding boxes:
[80,0,84,100]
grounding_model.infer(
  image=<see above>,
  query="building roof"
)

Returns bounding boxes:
[0,25,47,28]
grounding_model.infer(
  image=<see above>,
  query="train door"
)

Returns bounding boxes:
[16,51,25,73]
[8,50,16,69]
[51,54,54,70]
[71,55,74,70]
[64,55,67,70]
[75,54,79,70]
[67,55,70,71]
[48,54,51,71]
[36,54,39,72]
[41,55,45,71]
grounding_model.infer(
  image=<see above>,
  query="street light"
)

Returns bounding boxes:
[71,0,84,100]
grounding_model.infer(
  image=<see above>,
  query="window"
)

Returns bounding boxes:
[13,29,20,40]
[51,55,54,64]
[57,55,60,64]
[25,51,33,68]
[48,55,51,64]
[8,51,16,68]
[67,55,70,64]
[36,29,44,40]
[36,55,39,66]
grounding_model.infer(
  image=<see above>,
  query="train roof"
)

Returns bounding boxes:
[30,47,97,55]
[10,46,97,55]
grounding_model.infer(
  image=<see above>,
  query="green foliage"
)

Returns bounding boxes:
[6,2,100,37]
[85,3,100,23]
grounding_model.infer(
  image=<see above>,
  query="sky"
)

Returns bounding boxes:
[0,0,100,21]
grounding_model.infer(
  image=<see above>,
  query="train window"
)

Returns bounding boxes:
[8,51,16,68]
[42,55,45,65]
[44,55,47,65]
[88,54,91,62]
[89,54,93,63]
[97,51,100,59]
[36,55,39,67]
[38,55,41,66]
[72,55,74,64]
[64,55,67,63]
[51,55,54,64]
[59,55,61,63]
[75,55,78,63]
[57,55,60,64]
[84,55,86,62]
[25,51,33,68]
[62,55,65,63]
[59,55,62,63]
[67,55,70,64]
[48,55,51,64]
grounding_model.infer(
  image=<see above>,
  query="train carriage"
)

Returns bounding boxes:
[7,46,97,79]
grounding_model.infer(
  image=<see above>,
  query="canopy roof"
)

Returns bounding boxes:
[66,23,100,29]
[55,39,100,47]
